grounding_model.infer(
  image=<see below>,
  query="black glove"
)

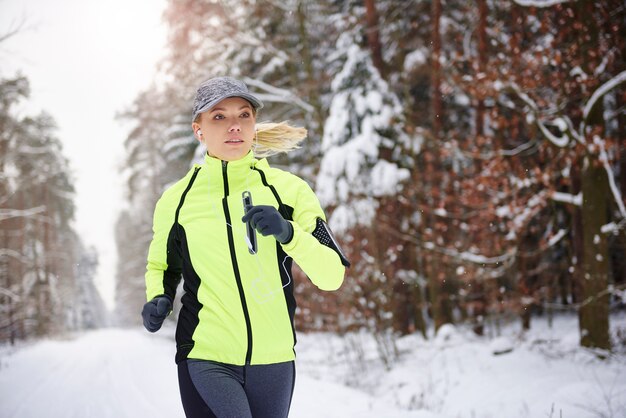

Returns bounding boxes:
[141,295,172,333]
[242,205,293,244]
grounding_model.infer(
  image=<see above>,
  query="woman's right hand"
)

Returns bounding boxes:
[141,295,173,332]
[241,205,293,244]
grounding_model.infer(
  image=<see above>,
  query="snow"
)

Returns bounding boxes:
[489,336,515,355]
[496,205,512,218]
[536,118,569,147]
[570,66,589,80]
[454,93,470,106]
[0,315,625,417]
[513,0,574,9]
[551,191,582,206]
[327,199,378,233]
[317,29,411,229]
[601,222,620,235]
[433,207,448,217]
[371,161,410,197]
[457,249,514,265]
[547,229,568,246]
[403,49,428,72]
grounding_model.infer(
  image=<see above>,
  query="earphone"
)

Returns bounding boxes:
[197,129,203,136]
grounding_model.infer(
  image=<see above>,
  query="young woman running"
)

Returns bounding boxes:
[142,76,349,418]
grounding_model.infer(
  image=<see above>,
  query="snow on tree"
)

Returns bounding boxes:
[317,29,410,233]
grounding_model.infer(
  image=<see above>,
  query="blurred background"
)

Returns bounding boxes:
[0,0,625,416]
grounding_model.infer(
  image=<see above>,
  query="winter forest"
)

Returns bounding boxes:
[0,77,105,342]
[1,0,626,416]
[112,0,626,349]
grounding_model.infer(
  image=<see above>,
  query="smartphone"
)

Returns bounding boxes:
[242,191,257,254]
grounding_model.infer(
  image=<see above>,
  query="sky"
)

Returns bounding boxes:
[0,0,168,309]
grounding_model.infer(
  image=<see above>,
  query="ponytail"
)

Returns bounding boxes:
[253,121,307,158]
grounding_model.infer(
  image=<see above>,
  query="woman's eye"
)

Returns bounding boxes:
[213,114,225,120]
[240,112,250,118]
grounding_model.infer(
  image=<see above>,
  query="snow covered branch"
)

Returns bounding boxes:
[242,77,314,113]
[17,144,53,155]
[550,191,582,206]
[583,70,626,123]
[0,248,29,263]
[0,286,21,302]
[508,83,580,147]
[594,135,626,219]
[548,228,568,247]
[513,0,576,7]
[536,118,570,147]
[509,72,626,150]
[499,140,537,157]
[601,221,624,235]
[261,0,298,11]
[0,206,46,222]
[510,82,538,112]
[543,284,626,310]
[506,190,550,241]
[423,241,517,265]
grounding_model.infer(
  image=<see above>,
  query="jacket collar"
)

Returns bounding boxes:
[203,151,264,185]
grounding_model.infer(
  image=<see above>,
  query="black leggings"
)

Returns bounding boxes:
[177,359,295,418]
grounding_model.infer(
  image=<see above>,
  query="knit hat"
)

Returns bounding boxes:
[192,76,264,122]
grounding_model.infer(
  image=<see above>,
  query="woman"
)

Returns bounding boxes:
[142,76,349,418]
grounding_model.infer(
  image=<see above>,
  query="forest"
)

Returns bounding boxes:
[0,74,105,343]
[112,0,626,353]
[1,0,624,354]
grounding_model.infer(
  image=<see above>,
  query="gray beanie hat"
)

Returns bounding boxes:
[192,76,264,122]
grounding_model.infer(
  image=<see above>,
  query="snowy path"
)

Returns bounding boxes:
[2,318,625,418]
[0,328,432,418]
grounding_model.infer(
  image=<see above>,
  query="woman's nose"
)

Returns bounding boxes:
[228,122,241,132]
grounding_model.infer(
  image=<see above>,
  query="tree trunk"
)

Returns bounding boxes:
[412,276,428,339]
[430,0,443,136]
[364,0,386,79]
[579,157,610,350]
[391,224,427,337]
[614,89,626,285]
[475,0,487,135]
[295,0,325,147]
[425,252,446,332]
[517,252,532,331]
[570,162,585,306]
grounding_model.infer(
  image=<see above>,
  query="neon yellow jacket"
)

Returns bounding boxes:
[145,151,347,365]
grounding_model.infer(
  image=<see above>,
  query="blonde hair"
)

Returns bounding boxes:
[253,121,307,158]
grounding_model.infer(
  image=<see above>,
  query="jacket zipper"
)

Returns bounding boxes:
[221,160,253,365]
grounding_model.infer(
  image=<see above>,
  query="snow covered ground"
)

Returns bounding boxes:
[0,314,624,418]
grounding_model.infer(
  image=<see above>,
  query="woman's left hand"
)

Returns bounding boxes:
[242,205,293,244]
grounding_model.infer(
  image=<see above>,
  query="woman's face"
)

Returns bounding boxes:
[192,97,256,161]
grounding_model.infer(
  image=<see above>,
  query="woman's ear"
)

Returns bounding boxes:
[192,122,202,142]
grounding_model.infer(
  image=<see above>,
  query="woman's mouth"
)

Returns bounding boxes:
[225,138,243,144]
